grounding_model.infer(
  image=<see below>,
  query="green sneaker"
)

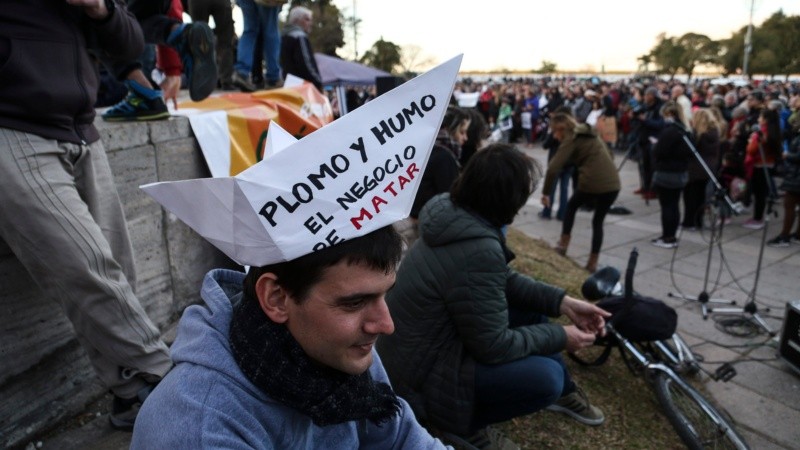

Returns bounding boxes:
[102,80,169,122]
[545,386,605,426]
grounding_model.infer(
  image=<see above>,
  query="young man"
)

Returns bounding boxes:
[131,226,448,448]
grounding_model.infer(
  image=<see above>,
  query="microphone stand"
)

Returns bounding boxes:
[710,140,776,336]
[667,132,742,319]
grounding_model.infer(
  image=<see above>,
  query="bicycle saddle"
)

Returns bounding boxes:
[581,266,622,301]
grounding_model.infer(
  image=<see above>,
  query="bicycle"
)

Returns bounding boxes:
[574,248,750,450]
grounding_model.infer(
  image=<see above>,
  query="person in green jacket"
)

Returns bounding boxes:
[542,112,621,272]
[377,144,610,449]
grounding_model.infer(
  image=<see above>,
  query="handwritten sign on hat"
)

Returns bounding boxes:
[140,55,463,266]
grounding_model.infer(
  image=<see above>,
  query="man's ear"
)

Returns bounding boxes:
[254,273,290,324]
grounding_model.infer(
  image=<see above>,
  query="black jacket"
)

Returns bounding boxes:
[0,0,144,144]
[279,24,323,91]
[653,121,692,173]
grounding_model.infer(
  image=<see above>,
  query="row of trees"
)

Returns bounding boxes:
[641,10,800,81]
[292,1,798,79]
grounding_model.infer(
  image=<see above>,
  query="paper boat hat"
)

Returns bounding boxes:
[141,55,463,266]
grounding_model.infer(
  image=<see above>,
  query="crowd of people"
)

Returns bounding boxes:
[454,74,800,250]
[4,1,800,448]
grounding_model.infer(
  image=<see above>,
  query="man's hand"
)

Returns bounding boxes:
[67,0,109,20]
[541,195,551,209]
[560,295,611,337]
[563,325,597,353]
[160,75,181,109]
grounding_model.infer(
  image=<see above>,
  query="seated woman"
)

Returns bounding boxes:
[543,112,621,271]
[377,144,609,449]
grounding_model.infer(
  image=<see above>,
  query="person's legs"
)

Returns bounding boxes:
[681,179,706,229]
[0,129,171,399]
[556,166,573,221]
[205,0,234,86]
[658,187,682,240]
[589,190,618,254]
[472,354,567,428]
[259,4,282,84]
[750,168,768,222]
[562,191,588,237]
[234,0,258,76]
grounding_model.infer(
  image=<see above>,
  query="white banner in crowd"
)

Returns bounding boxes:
[141,55,463,266]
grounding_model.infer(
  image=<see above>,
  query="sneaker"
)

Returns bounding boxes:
[546,386,605,426]
[741,219,765,230]
[168,22,218,102]
[439,427,520,450]
[231,71,256,92]
[102,80,169,122]
[109,382,158,431]
[651,237,678,249]
[767,235,791,248]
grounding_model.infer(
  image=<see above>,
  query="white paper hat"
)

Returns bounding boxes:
[141,55,463,266]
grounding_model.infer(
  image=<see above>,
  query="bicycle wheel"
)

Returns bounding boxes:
[652,371,749,450]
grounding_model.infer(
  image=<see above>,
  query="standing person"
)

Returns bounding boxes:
[682,108,720,231]
[378,144,609,449]
[398,107,470,249]
[742,108,782,230]
[543,112,621,272]
[280,5,323,91]
[187,0,235,90]
[232,0,284,91]
[0,0,172,431]
[651,102,692,248]
[634,87,665,200]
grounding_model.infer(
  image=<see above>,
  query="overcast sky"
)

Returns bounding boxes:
[327,0,800,73]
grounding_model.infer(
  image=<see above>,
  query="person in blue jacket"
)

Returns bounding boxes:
[131,225,449,449]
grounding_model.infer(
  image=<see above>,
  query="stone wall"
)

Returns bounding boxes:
[0,116,236,448]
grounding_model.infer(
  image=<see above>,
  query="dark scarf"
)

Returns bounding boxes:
[229,292,401,427]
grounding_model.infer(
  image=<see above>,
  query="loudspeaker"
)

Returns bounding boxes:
[376,76,404,97]
[778,300,800,375]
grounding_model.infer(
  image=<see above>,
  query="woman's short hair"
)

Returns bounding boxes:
[450,143,541,226]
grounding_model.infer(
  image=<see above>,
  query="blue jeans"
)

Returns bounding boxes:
[234,0,281,82]
[472,310,575,429]
[542,166,573,220]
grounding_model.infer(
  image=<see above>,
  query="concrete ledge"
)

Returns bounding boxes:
[0,116,236,449]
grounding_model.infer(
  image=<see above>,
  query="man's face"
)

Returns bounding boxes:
[299,14,313,33]
[284,261,396,375]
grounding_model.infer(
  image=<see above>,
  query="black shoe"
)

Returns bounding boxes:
[109,382,158,431]
[169,22,218,102]
[767,235,791,248]
[102,80,169,122]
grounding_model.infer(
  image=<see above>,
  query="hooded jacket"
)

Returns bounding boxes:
[543,124,620,195]
[377,194,567,434]
[131,269,446,449]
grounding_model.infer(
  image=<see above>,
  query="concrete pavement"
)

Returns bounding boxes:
[515,143,800,450]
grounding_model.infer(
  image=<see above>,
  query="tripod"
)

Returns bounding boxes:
[667,133,741,319]
[711,151,777,336]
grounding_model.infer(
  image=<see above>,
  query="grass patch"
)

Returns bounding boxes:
[496,228,686,449]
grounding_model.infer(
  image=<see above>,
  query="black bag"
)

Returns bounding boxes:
[597,295,677,342]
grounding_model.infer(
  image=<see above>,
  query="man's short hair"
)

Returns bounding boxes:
[450,143,541,227]
[243,226,402,302]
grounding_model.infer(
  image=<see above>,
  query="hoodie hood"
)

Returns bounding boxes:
[575,123,596,138]
[169,269,269,401]
[419,193,504,248]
